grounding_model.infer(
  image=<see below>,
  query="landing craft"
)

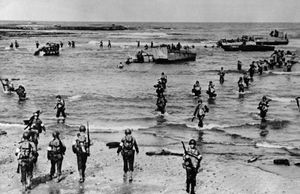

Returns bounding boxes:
[34,43,60,56]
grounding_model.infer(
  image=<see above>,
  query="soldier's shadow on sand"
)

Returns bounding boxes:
[30,173,69,190]
[31,174,52,190]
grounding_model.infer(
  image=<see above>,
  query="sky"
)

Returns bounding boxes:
[0,0,299,22]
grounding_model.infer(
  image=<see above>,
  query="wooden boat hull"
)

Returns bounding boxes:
[222,45,275,52]
[154,52,196,64]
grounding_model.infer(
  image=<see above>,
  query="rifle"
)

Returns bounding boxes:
[181,141,187,155]
[16,163,20,173]
[24,111,43,130]
[191,117,195,122]
[181,141,202,161]
[296,97,300,111]
[87,122,90,156]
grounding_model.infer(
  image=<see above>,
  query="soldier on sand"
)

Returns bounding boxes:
[72,125,90,183]
[47,131,66,182]
[15,131,37,191]
[182,139,202,194]
[117,129,139,182]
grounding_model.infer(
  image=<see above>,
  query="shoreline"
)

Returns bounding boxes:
[0,124,299,194]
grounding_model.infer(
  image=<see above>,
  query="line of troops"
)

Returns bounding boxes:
[15,108,202,194]
[16,121,202,194]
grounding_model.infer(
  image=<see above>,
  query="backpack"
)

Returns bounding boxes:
[50,139,65,154]
[19,141,32,160]
[123,135,134,150]
[157,98,165,107]
[75,133,88,153]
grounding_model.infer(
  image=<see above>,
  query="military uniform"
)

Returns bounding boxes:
[257,96,271,120]
[193,101,209,128]
[15,132,37,190]
[30,116,46,149]
[183,140,202,194]
[55,95,66,119]
[117,129,139,181]
[72,125,90,183]
[47,132,66,181]
[156,94,167,114]
[15,85,26,101]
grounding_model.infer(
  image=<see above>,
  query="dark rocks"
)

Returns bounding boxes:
[273,159,290,166]
[106,142,120,149]
[146,149,183,156]
[294,163,300,167]
[247,157,258,163]
[0,131,7,136]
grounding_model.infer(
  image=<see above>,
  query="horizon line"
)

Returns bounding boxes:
[0,19,299,24]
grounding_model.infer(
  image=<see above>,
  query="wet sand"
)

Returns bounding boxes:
[0,124,300,194]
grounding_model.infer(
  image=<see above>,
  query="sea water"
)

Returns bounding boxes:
[0,22,300,156]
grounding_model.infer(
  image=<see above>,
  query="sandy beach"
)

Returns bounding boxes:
[0,123,299,194]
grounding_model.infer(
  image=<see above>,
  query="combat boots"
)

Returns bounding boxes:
[79,169,84,183]
[190,184,195,194]
[186,182,190,193]
[128,171,133,182]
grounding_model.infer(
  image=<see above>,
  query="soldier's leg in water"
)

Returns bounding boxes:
[198,117,203,128]
[62,109,67,118]
[56,109,61,118]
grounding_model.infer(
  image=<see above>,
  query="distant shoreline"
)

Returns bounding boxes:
[0,23,132,37]
[0,20,300,24]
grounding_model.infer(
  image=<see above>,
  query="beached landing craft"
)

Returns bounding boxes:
[34,43,60,56]
[255,30,289,45]
[152,46,196,64]
[222,43,275,52]
[127,46,196,64]
[217,30,289,47]
[126,50,154,64]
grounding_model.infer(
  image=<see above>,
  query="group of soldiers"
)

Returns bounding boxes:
[0,78,27,101]
[99,40,111,48]
[14,95,67,191]
[154,72,168,114]
[16,122,91,191]
[192,80,218,99]
[9,40,19,49]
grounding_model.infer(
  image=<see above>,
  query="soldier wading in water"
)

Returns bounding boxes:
[182,139,202,194]
[72,125,91,183]
[117,129,139,182]
[192,99,209,128]
[15,131,38,191]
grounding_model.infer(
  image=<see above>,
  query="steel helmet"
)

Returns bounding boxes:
[79,125,86,132]
[23,131,30,139]
[52,131,60,138]
[125,129,132,135]
[189,139,196,145]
